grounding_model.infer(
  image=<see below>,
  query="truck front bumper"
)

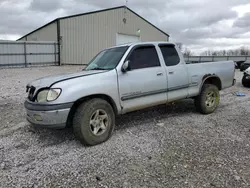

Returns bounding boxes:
[24,101,73,129]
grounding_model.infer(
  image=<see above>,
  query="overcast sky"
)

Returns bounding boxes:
[0,0,250,54]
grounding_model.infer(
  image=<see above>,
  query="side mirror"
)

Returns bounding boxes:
[122,60,130,72]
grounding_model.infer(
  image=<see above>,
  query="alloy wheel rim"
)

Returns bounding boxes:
[205,91,216,107]
[89,109,109,136]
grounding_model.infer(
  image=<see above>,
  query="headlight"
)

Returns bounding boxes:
[37,90,49,102]
[47,89,61,101]
[36,89,61,102]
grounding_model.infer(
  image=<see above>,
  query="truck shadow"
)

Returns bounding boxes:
[30,99,196,146]
[28,126,75,147]
[116,99,196,130]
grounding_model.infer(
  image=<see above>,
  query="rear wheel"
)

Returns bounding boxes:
[73,98,115,146]
[195,84,220,114]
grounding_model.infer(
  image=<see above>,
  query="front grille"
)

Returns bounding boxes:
[26,86,36,101]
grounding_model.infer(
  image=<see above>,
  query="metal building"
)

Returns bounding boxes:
[18,6,169,65]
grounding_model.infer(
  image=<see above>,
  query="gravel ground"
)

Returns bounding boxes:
[0,66,250,188]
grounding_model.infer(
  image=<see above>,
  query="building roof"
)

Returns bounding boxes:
[17,6,169,41]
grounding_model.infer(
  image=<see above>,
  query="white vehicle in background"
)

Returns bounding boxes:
[24,41,236,146]
[242,67,250,87]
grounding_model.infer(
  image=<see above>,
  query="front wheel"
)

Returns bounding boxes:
[73,98,115,146]
[194,84,220,114]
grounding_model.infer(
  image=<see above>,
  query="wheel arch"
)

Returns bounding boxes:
[66,94,118,127]
[199,74,222,93]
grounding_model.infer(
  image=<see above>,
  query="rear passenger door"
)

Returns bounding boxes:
[159,44,189,101]
[118,45,168,113]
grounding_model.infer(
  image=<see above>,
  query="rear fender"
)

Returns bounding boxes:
[199,75,222,93]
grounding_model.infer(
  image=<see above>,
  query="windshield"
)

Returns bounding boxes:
[85,46,129,70]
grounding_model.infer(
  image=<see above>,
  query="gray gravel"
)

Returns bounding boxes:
[0,66,250,188]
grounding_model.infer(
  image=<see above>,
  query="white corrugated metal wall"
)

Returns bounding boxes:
[59,7,169,65]
[116,33,140,45]
[0,42,24,66]
[17,7,169,66]
[0,41,59,68]
[19,22,58,42]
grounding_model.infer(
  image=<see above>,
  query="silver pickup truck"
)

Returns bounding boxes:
[25,42,236,146]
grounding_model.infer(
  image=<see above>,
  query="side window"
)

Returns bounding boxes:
[127,46,160,70]
[159,45,180,66]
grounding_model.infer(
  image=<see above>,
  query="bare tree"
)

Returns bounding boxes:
[212,51,218,56]
[240,46,249,55]
[183,47,192,56]
[200,46,250,56]
[201,50,212,56]
[175,43,183,52]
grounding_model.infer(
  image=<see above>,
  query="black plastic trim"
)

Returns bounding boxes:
[168,84,190,92]
[59,6,125,20]
[24,101,73,111]
[121,84,191,101]
[121,89,167,101]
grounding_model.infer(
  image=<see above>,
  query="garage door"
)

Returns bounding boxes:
[116,34,140,45]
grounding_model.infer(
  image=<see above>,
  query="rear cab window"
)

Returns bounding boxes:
[159,45,180,66]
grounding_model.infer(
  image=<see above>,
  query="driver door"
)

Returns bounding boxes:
[117,44,168,113]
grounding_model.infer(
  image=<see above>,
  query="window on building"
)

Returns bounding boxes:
[159,45,180,66]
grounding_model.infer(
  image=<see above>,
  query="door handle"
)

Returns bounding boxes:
[157,72,163,76]
[169,71,174,75]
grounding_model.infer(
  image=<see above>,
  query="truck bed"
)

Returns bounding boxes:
[187,60,235,90]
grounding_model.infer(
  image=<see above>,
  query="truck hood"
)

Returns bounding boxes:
[27,70,107,89]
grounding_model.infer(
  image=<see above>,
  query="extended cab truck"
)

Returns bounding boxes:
[24,42,236,146]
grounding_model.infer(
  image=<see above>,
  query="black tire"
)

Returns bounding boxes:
[73,98,115,146]
[194,84,220,114]
[242,75,250,88]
